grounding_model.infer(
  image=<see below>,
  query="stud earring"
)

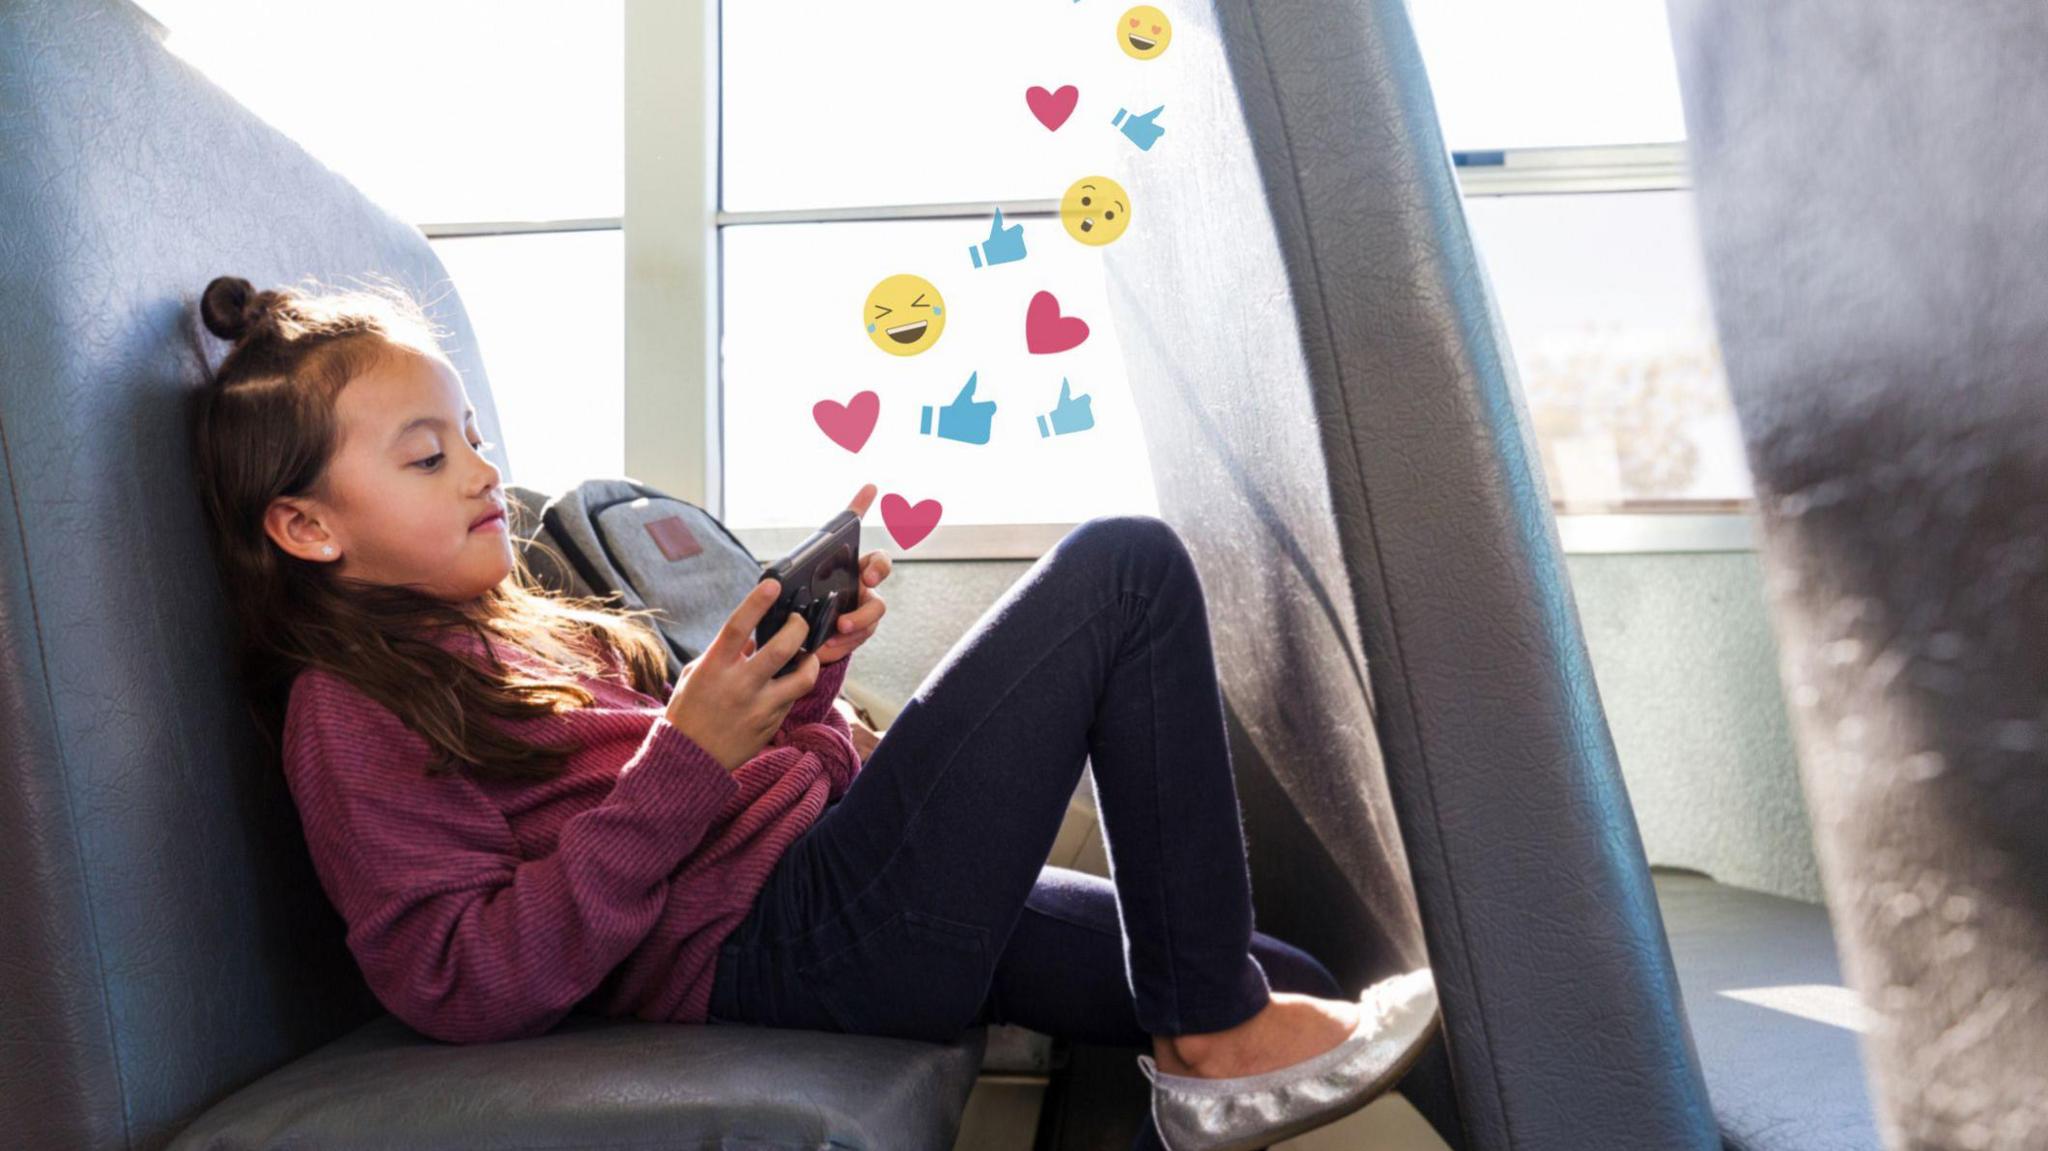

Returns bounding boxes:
[322,546,335,556]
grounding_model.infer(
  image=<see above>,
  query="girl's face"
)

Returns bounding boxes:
[265,351,513,601]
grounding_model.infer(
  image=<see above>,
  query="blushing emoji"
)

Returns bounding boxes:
[1060,176,1132,246]
[1118,6,1172,59]
[864,273,946,356]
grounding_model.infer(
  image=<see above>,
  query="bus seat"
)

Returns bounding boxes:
[0,2,982,1148]
[1097,1,1878,1147]
[1653,869,1883,1150]
[1667,2,2048,1145]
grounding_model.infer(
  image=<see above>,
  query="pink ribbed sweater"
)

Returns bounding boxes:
[280,630,859,1045]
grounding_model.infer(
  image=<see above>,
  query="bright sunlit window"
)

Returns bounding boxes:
[719,3,1155,532]
[1407,0,1689,151]
[720,5,1126,213]
[1465,191,1747,510]
[719,0,1744,530]
[1405,0,1752,510]
[721,219,1156,531]
[129,0,623,498]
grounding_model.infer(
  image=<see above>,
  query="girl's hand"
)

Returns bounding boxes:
[816,548,888,665]
[815,484,890,666]
[835,698,884,764]
[665,579,819,771]
[850,723,881,765]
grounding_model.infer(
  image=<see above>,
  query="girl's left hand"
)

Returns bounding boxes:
[815,546,889,665]
[837,700,884,763]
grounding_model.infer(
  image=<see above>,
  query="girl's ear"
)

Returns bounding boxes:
[262,495,338,562]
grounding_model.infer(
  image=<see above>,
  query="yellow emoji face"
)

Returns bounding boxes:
[1060,176,1132,246]
[864,273,946,356]
[1118,5,1172,59]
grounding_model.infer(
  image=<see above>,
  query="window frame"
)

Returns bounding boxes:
[1453,142,1688,196]
[421,221,621,239]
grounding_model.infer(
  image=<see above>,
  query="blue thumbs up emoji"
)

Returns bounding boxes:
[1112,105,1166,151]
[920,371,997,445]
[968,208,1028,269]
[1036,377,1096,437]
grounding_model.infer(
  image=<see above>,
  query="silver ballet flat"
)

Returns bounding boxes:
[1135,967,1440,1151]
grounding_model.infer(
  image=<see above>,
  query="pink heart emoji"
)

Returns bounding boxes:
[1025,84,1079,131]
[880,493,944,549]
[813,390,879,453]
[1024,290,1090,354]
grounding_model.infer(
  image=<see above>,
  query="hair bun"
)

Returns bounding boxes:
[200,275,279,344]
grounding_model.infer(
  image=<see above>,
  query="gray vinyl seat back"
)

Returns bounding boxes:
[1666,3,2048,1144]
[1099,2,1721,1146]
[0,2,514,1146]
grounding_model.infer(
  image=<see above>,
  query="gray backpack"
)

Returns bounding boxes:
[503,478,767,684]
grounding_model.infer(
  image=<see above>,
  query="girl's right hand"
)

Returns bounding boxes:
[665,579,819,771]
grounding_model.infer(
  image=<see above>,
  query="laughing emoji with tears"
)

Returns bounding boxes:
[865,273,947,356]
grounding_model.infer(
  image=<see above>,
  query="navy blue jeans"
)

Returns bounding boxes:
[706,515,1343,1149]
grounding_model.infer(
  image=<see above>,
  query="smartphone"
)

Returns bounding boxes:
[754,508,861,678]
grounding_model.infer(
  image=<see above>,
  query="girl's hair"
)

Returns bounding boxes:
[190,273,675,784]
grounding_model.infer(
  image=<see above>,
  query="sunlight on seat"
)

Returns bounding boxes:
[1719,984,1874,1033]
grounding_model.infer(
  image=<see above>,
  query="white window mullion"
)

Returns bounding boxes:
[624,0,722,511]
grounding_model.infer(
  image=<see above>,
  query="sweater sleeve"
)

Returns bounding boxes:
[783,650,850,727]
[281,671,740,1045]
[786,710,863,803]
[770,654,864,799]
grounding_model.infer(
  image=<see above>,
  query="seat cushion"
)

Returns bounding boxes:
[169,1013,987,1151]
[1653,870,1882,1151]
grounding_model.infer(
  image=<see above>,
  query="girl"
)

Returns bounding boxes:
[192,274,1438,1151]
